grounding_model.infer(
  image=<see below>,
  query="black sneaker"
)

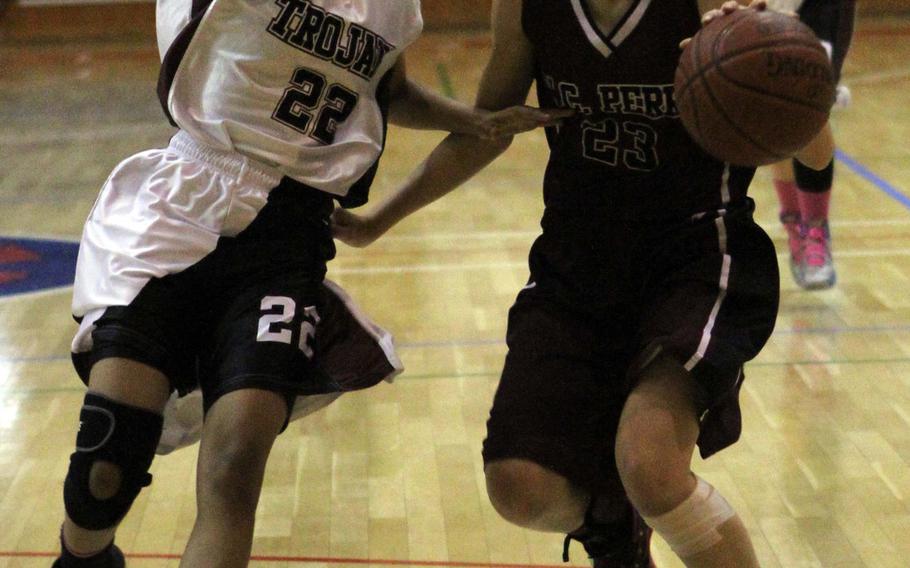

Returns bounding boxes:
[563,507,654,568]
[52,543,125,568]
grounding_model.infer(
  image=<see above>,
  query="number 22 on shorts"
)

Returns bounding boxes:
[257,296,321,358]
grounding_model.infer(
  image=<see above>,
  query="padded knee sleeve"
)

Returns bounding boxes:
[793,158,834,193]
[64,393,163,530]
[641,477,735,558]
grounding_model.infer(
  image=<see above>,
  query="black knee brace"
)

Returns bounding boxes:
[64,393,163,530]
[793,158,834,193]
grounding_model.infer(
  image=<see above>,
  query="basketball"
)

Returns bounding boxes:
[674,8,836,166]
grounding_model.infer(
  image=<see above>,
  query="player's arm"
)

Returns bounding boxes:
[334,0,562,247]
[385,54,561,139]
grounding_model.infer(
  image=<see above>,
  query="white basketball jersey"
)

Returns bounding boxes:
[156,0,422,200]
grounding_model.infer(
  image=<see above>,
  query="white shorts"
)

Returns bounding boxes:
[70,131,402,425]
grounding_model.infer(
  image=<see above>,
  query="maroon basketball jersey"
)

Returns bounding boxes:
[522,0,755,218]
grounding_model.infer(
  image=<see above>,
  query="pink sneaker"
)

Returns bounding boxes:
[797,222,836,290]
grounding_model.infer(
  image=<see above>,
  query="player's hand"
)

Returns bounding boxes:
[331,207,382,248]
[680,1,768,49]
[475,106,573,139]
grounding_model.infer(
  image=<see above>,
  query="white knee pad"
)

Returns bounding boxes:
[641,477,735,558]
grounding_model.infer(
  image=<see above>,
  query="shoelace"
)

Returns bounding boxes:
[802,226,830,268]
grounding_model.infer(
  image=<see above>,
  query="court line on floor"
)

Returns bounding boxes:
[846,66,910,86]
[0,551,575,568]
[0,121,173,146]
[2,216,906,247]
[338,218,910,244]
[3,358,910,397]
[854,25,910,38]
[3,323,910,365]
[836,149,910,211]
[326,249,910,275]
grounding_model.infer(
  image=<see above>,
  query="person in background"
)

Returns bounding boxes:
[768,0,856,289]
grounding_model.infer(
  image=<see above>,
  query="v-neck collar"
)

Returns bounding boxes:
[570,0,654,59]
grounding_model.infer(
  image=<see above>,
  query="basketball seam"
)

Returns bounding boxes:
[676,38,828,102]
[695,26,786,163]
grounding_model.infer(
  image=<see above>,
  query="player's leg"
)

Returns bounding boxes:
[484,458,591,532]
[787,0,856,289]
[60,133,290,567]
[618,203,779,567]
[57,357,171,567]
[482,288,653,566]
[615,355,757,568]
[482,291,616,533]
[177,180,342,566]
[793,124,837,289]
[180,388,288,567]
[770,158,803,282]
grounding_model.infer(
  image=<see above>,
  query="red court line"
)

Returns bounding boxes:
[0,551,574,568]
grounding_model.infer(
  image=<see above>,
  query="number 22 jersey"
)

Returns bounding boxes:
[156,0,422,206]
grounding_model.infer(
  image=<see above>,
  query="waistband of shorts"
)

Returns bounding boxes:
[168,130,283,188]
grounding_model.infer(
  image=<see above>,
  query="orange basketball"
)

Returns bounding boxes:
[674,9,836,166]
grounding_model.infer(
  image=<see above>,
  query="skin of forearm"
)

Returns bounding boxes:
[368,132,512,234]
[388,80,483,135]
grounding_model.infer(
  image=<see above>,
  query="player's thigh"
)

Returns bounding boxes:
[200,260,329,413]
[637,204,779,456]
[197,388,288,482]
[88,358,171,413]
[482,289,629,496]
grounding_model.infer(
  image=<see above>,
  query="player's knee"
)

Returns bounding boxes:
[484,459,564,528]
[793,157,834,190]
[88,460,123,500]
[200,439,272,512]
[640,477,736,559]
[615,437,690,515]
[64,393,163,530]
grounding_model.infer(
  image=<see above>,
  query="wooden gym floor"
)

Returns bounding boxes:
[2,12,910,568]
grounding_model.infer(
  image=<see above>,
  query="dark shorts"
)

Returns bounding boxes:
[482,201,780,493]
[800,0,856,82]
[72,180,348,414]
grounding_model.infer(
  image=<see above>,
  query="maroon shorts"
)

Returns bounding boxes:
[482,201,779,494]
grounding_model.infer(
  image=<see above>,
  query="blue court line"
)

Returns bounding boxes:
[5,357,910,397]
[3,323,910,364]
[836,148,910,211]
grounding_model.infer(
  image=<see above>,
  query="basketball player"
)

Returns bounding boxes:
[52,1,565,566]
[334,1,834,567]
[768,0,856,289]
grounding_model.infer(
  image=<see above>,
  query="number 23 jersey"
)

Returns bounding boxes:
[523,0,755,218]
[156,0,422,204]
